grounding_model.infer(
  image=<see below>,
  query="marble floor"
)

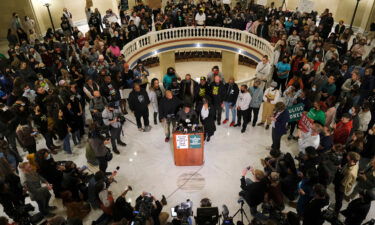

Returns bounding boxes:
[0,25,374,223]
[4,102,374,224]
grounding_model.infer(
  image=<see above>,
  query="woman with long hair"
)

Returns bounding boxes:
[147,78,164,125]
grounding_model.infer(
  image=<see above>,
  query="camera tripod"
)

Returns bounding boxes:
[232,200,250,224]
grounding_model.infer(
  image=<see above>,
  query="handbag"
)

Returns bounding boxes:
[104,147,113,161]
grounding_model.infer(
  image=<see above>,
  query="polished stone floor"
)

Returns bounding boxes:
[8,103,373,224]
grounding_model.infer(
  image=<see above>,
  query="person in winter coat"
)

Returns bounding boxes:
[235,85,252,133]
[162,67,178,90]
[179,74,198,105]
[147,78,164,125]
[269,102,290,151]
[159,91,183,142]
[210,75,226,125]
[258,81,280,130]
[334,151,360,213]
[195,77,211,113]
[333,113,353,144]
[128,84,151,132]
[358,104,372,132]
[20,162,56,217]
[222,77,239,127]
[15,121,37,154]
[248,79,264,127]
[200,97,216,142]
[341,71,361,98]
[302,184,330,225]
[342,189,375,225]
[54,109,72,154]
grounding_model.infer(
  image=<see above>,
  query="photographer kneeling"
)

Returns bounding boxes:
[239,167,267,216]
[134,192,168,225]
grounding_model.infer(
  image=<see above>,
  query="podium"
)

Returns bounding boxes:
[173,132,204,166]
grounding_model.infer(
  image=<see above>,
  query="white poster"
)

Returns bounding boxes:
[298,0,315,13]
[176,135,189,149]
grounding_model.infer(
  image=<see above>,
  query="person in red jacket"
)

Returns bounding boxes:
[333,113,353,144]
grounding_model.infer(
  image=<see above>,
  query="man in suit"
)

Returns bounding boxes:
[268,102,289,151]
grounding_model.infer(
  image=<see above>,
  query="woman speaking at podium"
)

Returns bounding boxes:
[200,97,216,142]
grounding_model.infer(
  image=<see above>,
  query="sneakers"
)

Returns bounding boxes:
[265,125,270,130]
[165,137,170,142]
[234,123,241,127]
[206,136,211,142]
[229,122,235,127]
[252,123,256,127]
[138,128,145,132]
[241,129,246,133]
[257,122,264,126]
[222,119,228,124]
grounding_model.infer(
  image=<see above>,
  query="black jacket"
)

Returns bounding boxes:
[201,106,216,136]
[210,82,226,106]
[334,24,345,34]
[303,196,329,225]
[159,97,182,119]
[54,118,69,140]
[128,90,150,113]
[100,82,121,103]
[180,79,199,101]
[223,83,239,105]
[240,176,267,207]
[342,198,371,225]
[196,83,211,103]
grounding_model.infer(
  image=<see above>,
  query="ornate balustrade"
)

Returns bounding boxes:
[122,26,274,85]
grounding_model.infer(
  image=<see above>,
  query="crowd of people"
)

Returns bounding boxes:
[0,0,375,225]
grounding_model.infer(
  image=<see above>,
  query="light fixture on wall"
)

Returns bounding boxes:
[349,0,361,31]
[39,0,55,32]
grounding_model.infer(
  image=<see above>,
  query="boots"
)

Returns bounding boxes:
[154,112,158,125]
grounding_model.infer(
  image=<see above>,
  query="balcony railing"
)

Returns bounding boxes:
[122,26,274,85]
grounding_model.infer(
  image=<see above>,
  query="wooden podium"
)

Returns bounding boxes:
[173,132,204,166]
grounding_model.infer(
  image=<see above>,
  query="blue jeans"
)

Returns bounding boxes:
[224,101,236,122]
[63,134,72,154]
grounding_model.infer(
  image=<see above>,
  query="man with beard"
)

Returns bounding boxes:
[159,90,182,142]
[180,74,198,105]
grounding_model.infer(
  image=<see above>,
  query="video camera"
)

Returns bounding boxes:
[133,193,154,225]
[172,199,193,225]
